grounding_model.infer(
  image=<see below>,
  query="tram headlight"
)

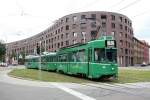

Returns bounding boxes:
[102,66,106,69]
[112,68,114,70]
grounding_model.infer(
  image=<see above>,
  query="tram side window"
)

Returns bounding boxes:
[71,52,77,62]
[42,57,46,62]
[94,48,105,62]
[59,55,67,62]
[71,50,85,62]
[35,58,39,62]
[45,56,48,62]
[78,50,85,62]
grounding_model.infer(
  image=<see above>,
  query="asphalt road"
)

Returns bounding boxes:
[0,81,80,100]
[0,66,150,100]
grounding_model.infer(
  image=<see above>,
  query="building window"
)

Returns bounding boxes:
[125,49,128,54]
[81,39,84,43]
[58,36,59,40]
[119,17,122,22]
[58,43,60,48]
[111,23,115,28]
[130,23,132,27]
[73,32,78,37]
[72,24,77,29]
[58,29,60,33]
[125,33,127,38]
[73,16,77,22]
[55,30,57,34]
[80,23,86,29]
[111,31,115,36]
[91,14,96,20]
[120,24,123,29]
[73,40,77,44]
[125,26,127,31]
[81,32,86,37]
[66,25,69,30]
[101,15,107,19]
[121,48,123,53]
[126,41,128,46]
[111,15,115,20]
[66,40,69,46]
[66,33,69,38]
[102,22,106,28]
[61,27,63,32]
[61,34,63,39]
[120,32,123,37]
[91,22,96,28]
[66,17,69,22]
[61,42,63,47]
[125,19,127,23]
[61,20,63,24]
[91,31,97,40]
[101,31,106,36]
[81,15,86,20]
[120,40,123,46]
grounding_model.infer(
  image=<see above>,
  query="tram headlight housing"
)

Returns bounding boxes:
[102,66,106,69]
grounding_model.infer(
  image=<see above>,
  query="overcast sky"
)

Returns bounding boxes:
[0,0,150,44]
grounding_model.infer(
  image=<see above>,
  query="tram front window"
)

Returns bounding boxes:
[94,48,105,62]
[94,48,117,63]
[106,49,117,63]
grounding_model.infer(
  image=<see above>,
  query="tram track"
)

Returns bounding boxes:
[80,82,150,99]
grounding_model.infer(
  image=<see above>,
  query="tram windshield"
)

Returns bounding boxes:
[94,48,117,63]
[106,49,117,62]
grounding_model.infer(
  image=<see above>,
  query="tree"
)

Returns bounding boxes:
[18,51,25,65]
[36,45,45,55]
[0,41,6,61]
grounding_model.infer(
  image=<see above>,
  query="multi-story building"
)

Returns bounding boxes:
[142,40,149,64]
[6,11,144,66]
[133,37,150,65]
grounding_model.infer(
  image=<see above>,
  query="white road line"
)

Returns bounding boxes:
[52,83,96,100]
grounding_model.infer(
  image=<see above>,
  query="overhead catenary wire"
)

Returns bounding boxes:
[70,0,100,13]
[107,0,125,11]
[131,9,150,18]
[117,0,142,11]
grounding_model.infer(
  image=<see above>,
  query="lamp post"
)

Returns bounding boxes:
[24,41,27,58]
[38,41,42,80]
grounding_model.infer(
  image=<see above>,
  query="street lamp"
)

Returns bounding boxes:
[38,41,42,80]
[24,41,28,57]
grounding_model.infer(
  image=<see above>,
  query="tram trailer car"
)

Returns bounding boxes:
[25,36,118,79]
[25,55,39,69]
[41,52,57,71]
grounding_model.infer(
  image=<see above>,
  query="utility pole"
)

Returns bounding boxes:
[38,41,42,80]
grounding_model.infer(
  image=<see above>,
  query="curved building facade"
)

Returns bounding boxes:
[6,11,134,66]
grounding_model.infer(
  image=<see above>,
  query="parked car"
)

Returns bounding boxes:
[0,62,8,67]
[141,62,147,67]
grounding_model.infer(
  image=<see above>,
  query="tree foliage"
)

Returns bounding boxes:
[0,41,6,61]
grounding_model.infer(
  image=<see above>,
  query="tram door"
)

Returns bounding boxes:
[88,48,92,76]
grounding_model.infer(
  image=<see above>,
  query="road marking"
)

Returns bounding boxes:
[52,83,96,100]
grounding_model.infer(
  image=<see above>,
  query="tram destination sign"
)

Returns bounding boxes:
[106,40,116,48]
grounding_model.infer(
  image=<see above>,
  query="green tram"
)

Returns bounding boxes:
[25,36,118,79]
